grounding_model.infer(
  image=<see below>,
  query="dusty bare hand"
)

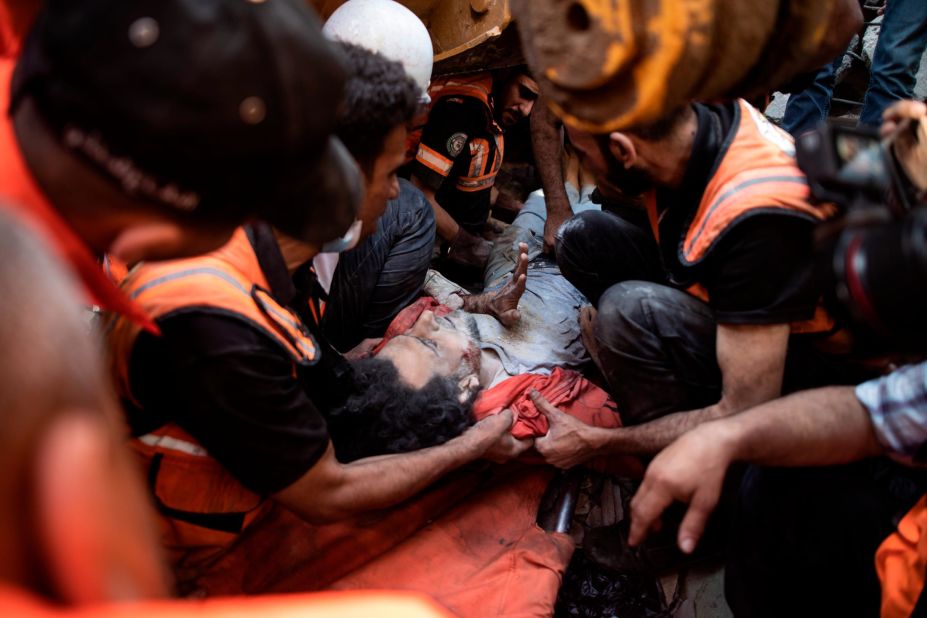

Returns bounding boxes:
[461,242,528,327]
[489,242,528,327]
[468,409,533,462]
[628,423,735,554]
[531,389,598,469]
[543,205,571,254]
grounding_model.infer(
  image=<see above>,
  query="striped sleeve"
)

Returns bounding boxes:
[856,361,927,465]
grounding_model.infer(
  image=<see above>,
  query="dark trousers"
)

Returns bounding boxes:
[323,179,436,352]
[555,209,864,424]
[556,210,718,423]
[726,461,927,618]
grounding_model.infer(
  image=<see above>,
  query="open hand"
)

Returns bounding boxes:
[461,242,528,327]
[488,242,528,327]
[628,422,735,554]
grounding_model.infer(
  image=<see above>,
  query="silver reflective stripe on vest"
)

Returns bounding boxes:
[129,267,250,300]
[138,433,209,457]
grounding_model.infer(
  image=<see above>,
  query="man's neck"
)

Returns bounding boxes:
[642,110,699,190]
[478,348,510,389]
[271,228,319,274]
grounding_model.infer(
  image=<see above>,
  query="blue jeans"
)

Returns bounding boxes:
[860,0,927,126]
[781,55,843,135]
[322,179,436,351]
[782,0,927,133]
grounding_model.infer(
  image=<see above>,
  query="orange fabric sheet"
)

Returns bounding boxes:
[188,466,572,617]
[183,296,641,615]
[331,465,575,617]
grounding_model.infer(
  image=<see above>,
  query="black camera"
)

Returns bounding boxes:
[796,121,927,350]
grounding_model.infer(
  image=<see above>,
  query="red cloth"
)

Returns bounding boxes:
[371,297,452,356]
[475,368,620,438]
[0,58,157,333]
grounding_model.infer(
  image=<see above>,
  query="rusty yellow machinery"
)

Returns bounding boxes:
[510,0,859,132]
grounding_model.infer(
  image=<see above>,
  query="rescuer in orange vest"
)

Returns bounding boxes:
[530,98,860,465]
[409,69,539,269]
[0,210,450,617]
[0,0,359,332]
[104,215,532,592]
[617,99,927,618]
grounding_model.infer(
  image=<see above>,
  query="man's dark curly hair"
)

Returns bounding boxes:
[335,42,420,175]
[325,357,477,462]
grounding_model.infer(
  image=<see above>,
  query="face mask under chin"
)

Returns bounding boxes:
[319,219,363,253]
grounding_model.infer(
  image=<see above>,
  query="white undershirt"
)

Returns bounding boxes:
[312,253,340,295]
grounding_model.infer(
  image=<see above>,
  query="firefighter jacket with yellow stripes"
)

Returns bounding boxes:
[409,72,505,196]
[105,227,320,569]
[644,99,837,334]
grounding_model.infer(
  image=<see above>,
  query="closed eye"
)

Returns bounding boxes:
[398,334,439,356]
[419,338,439,352]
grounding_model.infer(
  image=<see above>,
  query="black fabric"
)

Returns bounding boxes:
[124,225,352,496]
[15,0,359,244]
[128,313,330,496]
[654,102,819,324]
[246,223,297,305]
[322,179,436,351]
[411,96,499,234]
[726,461,927,618]
[554,210,663,307]
[654,102,731,288]
[585,279,866,423]
[593,281,722,424]
[700,215,818,324]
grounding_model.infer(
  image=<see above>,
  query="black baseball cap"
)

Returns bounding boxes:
[11,0,361,244]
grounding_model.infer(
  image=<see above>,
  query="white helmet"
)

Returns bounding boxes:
[323,0,434,103]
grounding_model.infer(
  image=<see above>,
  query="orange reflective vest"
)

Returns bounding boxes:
[408,73,505,194]
[645,99,837,334]
[105,228,318,570]
[877,495,927,617]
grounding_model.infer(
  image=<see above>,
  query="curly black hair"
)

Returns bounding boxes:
[335,42,420,174]
[325,358,477,462]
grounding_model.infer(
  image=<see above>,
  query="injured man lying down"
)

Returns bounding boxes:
[325,202,634,467]
[192,195,640,618]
